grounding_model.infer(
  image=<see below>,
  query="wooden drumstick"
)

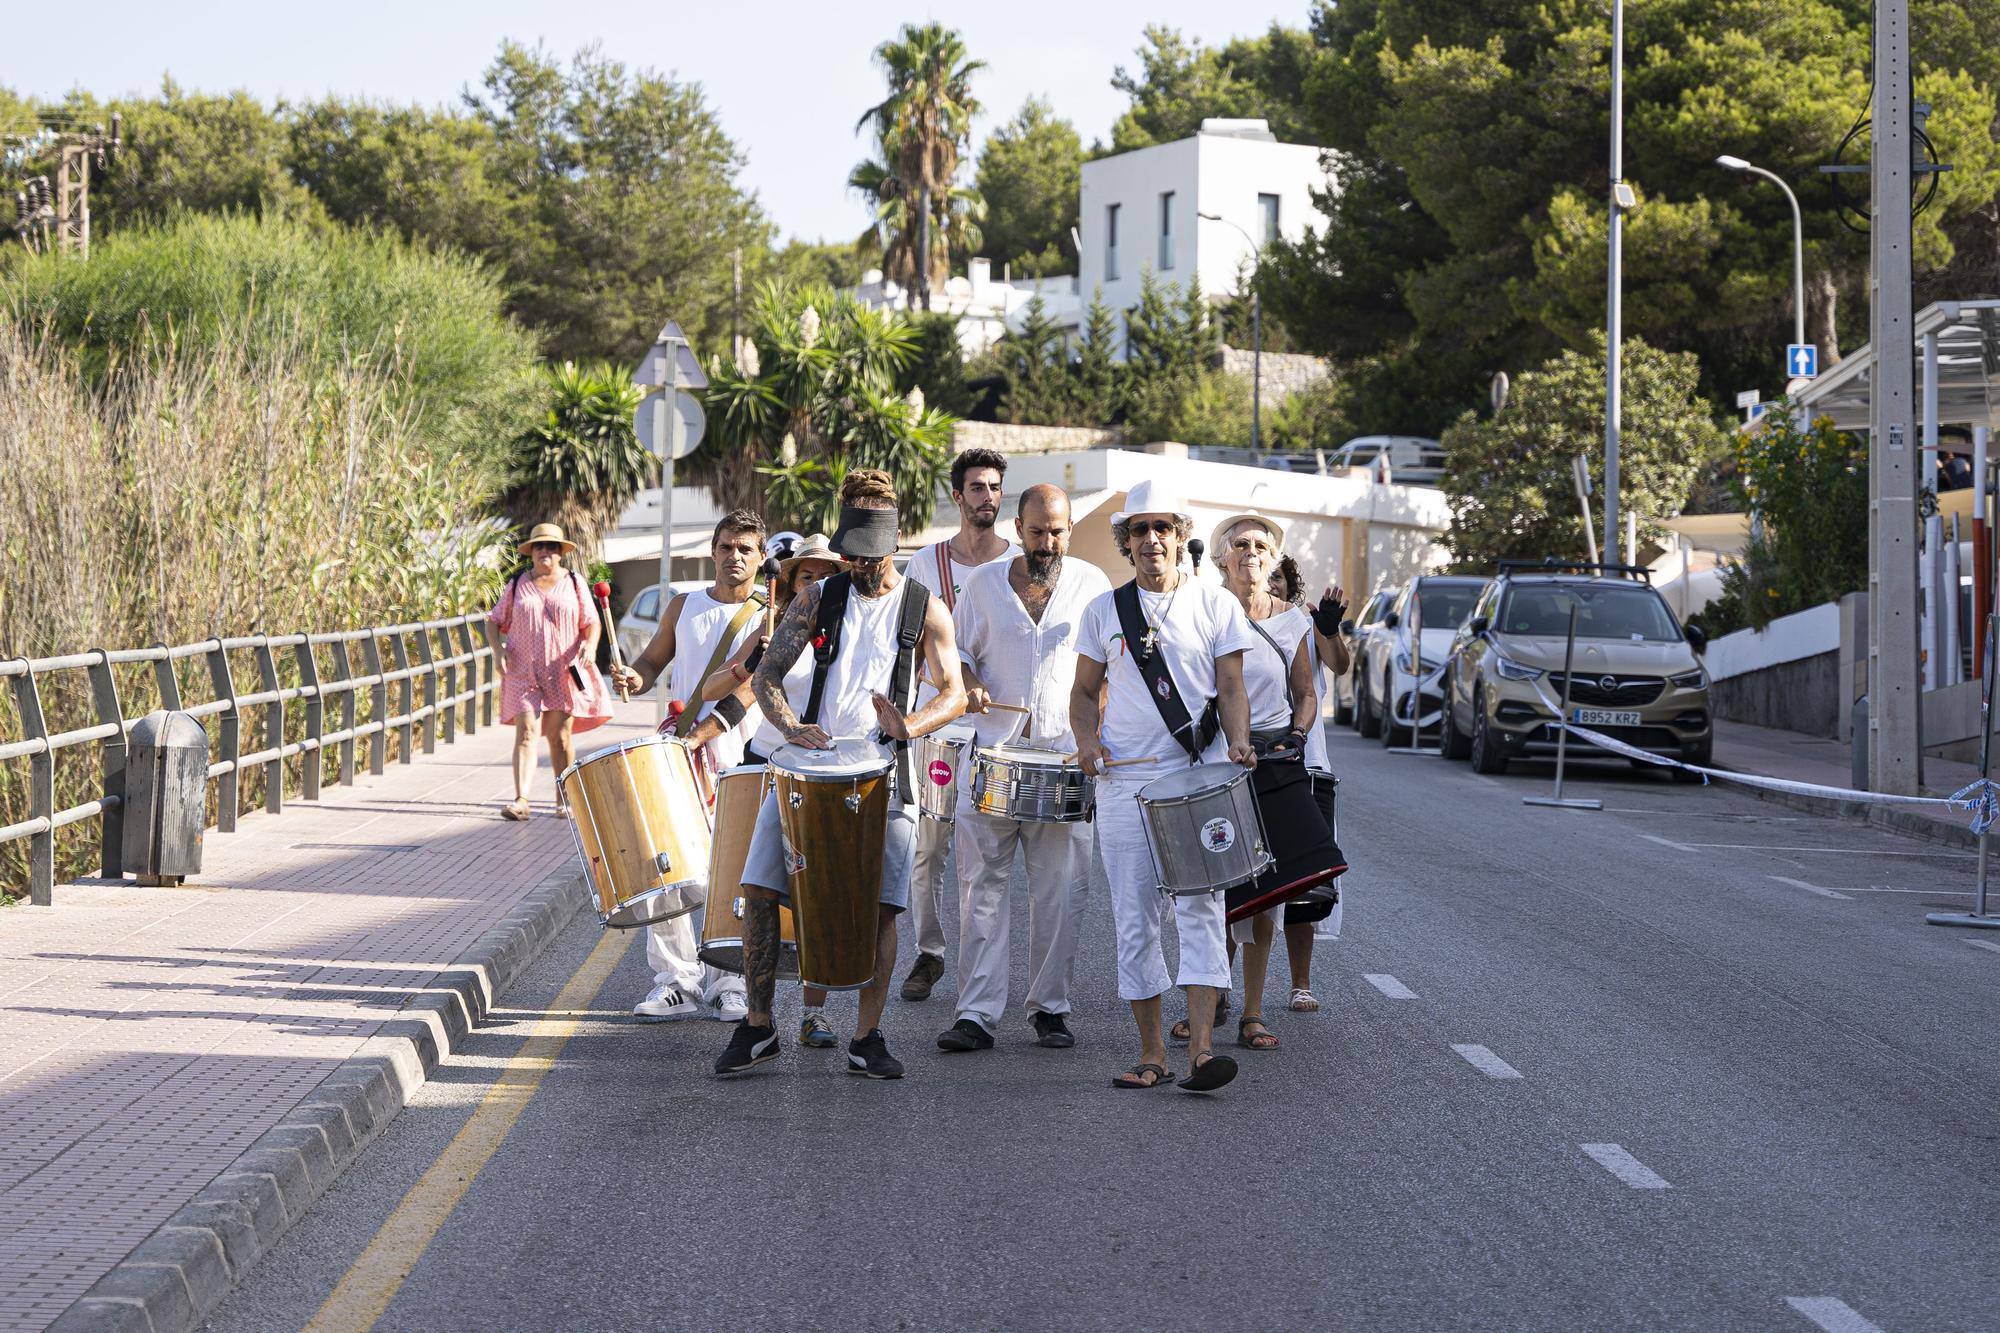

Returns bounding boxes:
[982,701,1031,715]
[1100,755,1162,769]
[758,556,782,644]
[592,581,630,702]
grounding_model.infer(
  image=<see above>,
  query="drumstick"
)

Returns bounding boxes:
[1100,755,1162,769]
[982,702,1031,715]
[758,556,782,644]
[592,582,629,702]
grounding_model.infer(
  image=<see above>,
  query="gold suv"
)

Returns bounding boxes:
[1437,563,1712,776]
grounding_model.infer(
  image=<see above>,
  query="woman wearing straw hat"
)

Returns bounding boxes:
[490,523,614,820]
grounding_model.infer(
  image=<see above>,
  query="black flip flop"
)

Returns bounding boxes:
[1111,1062,1174,1090]
[1178,1053,1239,1093]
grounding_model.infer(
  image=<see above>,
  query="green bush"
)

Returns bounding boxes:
[3,211,540,474]
[1705,411,1868,634]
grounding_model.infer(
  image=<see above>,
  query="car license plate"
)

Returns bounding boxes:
[1572,708,1641,726]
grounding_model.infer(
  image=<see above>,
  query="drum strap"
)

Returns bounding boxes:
[674,590,767,738]
[803,574,852,728]
[1113,580,1218,765]
[803,573,930,801]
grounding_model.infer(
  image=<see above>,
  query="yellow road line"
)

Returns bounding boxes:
[305,929,631,1333]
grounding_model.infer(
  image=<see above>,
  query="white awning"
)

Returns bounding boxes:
[1791,298,2000,433]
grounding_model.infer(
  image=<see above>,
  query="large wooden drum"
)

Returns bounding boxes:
[698,764,798,976]
[771,739,890,991]
[559,735,711,929]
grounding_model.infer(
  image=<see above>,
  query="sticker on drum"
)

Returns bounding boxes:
[927,759,953,786]
[783,837,806,875]
[1200,817,1237,853]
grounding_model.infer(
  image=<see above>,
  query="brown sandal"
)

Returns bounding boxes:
[1237,1017,1280,1050]
[1111,1062,1173,1089]
[501,800,531,821]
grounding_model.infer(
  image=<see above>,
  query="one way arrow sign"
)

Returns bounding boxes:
[1787,343,1818,379]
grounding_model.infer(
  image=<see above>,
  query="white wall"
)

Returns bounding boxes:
[1705,602,1842,681]
[1193,135,1330,300]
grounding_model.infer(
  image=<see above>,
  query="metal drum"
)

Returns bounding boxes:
[559,735,712,928]
[698,765,798,976]
[915,724,975,823]
[771,739,892,991]
[1136,763,1273,896]
[969,744,1095,822]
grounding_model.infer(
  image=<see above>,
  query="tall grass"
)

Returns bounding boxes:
[0,317,510,899]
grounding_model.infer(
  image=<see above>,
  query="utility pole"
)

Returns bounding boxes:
[1604,0,1627,558]
[1870,0,1921,794]
[5,114,119,259]
[915,186,932,311]
[731,247,743,366]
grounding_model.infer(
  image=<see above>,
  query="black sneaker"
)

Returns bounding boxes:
[1031,1012,1075,1048]
[900,952,945,1001]
[936,1018,994,1052]
[847,1028,906,1079]
[714,1021,780,1077]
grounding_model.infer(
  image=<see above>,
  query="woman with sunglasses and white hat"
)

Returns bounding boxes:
[490,523,614,820]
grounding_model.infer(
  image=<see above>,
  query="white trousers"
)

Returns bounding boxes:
[952,810,1090,1032]
[907,816,951,958]
[1095,776,1231,1001]
[645,910,735,1003]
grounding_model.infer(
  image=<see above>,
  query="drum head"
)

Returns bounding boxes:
[772,737,890,778]
[977,743,1072,765]
[1138,762,1244,800]
[935,723,976,745]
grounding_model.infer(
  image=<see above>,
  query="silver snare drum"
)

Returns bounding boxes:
[916,724,975,823]
[969,744,1095,822]
[1136,763,1273,896]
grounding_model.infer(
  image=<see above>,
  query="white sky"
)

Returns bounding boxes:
[2,1,1307,243]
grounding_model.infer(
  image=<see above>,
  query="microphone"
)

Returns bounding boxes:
[1187,538,1205,573]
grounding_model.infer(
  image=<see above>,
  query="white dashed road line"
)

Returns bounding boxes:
[1580,1143,1671,1189]
[1451,1044,1522,1078]
[1768,875,1854,901]
[1783,1296,1886,1333]
[1640,833,1699,853]
[1689,843,1971,859]
[1362,974,1417,999]
[1967,939,2000,955]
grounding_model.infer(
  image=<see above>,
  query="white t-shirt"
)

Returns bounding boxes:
[1239,604,1311,736]
[1075,576,1256,783]
[952,556,1112,752]
[667,587,765,769]
[748,576,913,752]
[907,537,1018,707]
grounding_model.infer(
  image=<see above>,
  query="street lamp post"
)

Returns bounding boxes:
[1605,0,1626,565]
[1716,155,1806,352]
[1198,210,1261,453]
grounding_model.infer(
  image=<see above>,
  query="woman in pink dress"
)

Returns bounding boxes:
[491,523,613,819]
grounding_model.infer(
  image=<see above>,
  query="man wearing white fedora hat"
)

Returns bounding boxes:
[1070,478,1258,1093]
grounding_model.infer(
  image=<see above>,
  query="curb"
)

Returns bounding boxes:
[47,859,588,1333]
[1714,762,1981,851]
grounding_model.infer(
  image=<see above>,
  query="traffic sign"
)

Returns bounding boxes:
[1735,389,1761,410]
[634,320,708,390]
[1748,402,1770,422]
[1786,343,1818,379]
[635,390,706,460]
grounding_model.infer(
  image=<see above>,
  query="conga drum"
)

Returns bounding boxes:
[699,765,798,976]
[559,735,712,929]
[771,739,891,991]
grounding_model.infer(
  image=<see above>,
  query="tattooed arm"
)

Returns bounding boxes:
[752,581,833,749]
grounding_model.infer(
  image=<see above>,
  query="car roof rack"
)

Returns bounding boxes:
[1495,558,1653,583]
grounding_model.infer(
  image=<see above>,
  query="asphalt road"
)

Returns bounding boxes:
[205,728,2000,1333]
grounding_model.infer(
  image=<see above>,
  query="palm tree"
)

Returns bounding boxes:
[851,22,985,308]
[500,361,653,565]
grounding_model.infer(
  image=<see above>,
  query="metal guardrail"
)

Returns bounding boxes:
[1,613,499,906]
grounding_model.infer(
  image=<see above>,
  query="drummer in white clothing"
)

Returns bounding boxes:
[936,485,1112,1054]
[1070,479,1257,1093]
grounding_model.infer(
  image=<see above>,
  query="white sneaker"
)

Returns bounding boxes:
[633,984,701,1021]
[710,986,750,1022]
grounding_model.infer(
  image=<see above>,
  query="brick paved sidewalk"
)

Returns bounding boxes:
[0,700,653,1332]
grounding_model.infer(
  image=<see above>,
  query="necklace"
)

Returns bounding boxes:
[1139,571,1184,657]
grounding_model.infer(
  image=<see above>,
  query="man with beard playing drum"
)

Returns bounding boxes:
[936,484,1112,1055]
[1070,479,1259,1093]
[714,469,968,1079]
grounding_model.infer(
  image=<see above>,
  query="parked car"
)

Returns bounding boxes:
[1438,562,1711,776]
[1328,435,1447,487]
[1357,575,1487,745]
[1340,588,1396,730]
[615,579,711,666]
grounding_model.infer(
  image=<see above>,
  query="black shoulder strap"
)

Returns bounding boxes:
[887,579,931,801]
[802,573,852,727]
[1113,580,1218,764]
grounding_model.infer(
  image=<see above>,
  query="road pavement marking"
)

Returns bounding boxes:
[1580,1143,1671,1189]
[1768,875,1854,901]
[1363,974,1417,999]
[1688,843,1970,859]
[1967,939,2000,955]
[1608,808,1801,820]
[305,928,631,1333]
[1640,833,1699,853]
[1783,1296,1886,1333]
[1451,1044,1522,1078]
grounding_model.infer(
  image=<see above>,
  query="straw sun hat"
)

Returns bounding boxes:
[517,522,578,556]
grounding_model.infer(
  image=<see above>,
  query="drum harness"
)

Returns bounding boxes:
[1112,580,1217,767]
[803,571,931,806]
[672,588,767,738]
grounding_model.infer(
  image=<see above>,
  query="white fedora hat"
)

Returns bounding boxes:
[1112,478,1192,525]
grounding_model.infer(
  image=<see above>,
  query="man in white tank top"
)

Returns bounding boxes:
[714,470,968,1080]
[615,511,769,1022]
[898,447,1018,1002]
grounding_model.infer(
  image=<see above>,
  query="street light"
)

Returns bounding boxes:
[1197,210,1262,453]
[1605,0,1627,565]
[1716,155,1806,353]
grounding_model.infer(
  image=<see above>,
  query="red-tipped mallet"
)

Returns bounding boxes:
[758,555,783,641]
[592,581,630,701]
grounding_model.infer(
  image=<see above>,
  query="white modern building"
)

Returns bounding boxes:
[1078,118,1333,351]
[851,259,1082,356]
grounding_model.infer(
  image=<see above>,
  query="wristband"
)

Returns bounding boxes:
[713,695,747,727]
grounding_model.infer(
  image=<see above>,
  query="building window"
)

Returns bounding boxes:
[1158,191,1175,270]
[1105,203,1120,282]
[1259,192,1281,245]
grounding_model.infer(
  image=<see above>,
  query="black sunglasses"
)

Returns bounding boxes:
[531,542,563,553]
[1128,520,1177,537]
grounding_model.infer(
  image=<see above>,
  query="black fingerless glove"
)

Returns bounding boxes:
[713,694,747,727]
[1311,592,1347,637]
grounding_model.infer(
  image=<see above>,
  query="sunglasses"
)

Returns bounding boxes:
[1127,520,1177,537]
[531,542,563,554]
